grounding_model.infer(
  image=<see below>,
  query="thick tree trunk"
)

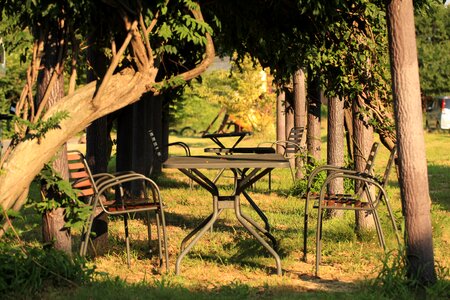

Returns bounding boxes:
[326,96,345,218]
[276,89,286,154]
[306,80,321,164]
[353,98,375,232]
[293,69,307,178]
[285,90,295,166]
[37,29,71,253]
[386,0,436,285]
[85,43,111,254]
[343,107,354,161]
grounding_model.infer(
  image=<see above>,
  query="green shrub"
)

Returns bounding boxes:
[0,241,96,297]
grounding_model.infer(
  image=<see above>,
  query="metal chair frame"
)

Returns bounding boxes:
[68,150,169,270]
[258,126,306,188]
[148,129,192,187]
[303,143,401,276]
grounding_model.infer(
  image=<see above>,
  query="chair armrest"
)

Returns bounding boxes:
[307,165,359,189]
[168,141,191,156]
[93,173,161,214]
[319,172,386,206]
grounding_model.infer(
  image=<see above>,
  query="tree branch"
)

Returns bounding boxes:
[92,20,137,104]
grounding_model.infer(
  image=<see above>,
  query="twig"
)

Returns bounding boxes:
[93,20,137,104]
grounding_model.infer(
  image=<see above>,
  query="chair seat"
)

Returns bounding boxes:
[105,199,160,213]
[313,196,371,209]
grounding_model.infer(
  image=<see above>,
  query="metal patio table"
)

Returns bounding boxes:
[163,154,290,275]
[201,131,251,149]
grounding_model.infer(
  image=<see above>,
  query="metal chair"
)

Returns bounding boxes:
[67,150,169,270]
[303,143,401,276]
[258,126,306,188]
[148,129,192,187]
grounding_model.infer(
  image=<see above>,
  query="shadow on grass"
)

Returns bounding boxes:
[59,275,366,300]
[427,164,450,211]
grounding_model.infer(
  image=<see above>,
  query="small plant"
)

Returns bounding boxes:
[368,249,450,299]
[0,241,96,296]
[27,162,91,231]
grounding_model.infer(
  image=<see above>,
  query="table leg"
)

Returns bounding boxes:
[239,211,278,250]
[176,195,220,275]
[234,195,282,276]
[180,209,224,251]
[243,191,271,232]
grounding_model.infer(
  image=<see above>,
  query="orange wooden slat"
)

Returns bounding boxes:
[70,171,89,179]
[68,162,85,170]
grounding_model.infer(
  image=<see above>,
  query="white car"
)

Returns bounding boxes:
[426,96,450,130]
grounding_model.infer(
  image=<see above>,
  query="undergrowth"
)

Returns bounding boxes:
[0,240,96,298]
[365,249,450,299]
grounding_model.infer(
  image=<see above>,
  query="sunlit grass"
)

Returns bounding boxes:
[7,129,449,298]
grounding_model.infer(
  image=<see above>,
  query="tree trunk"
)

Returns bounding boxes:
[343,107,354,161]
[276,89,286,154]
[37,28,71,253]
[352,98,375,232]
[86,42,111,174]
[293,69,307,178]
[285,89,295,167]
[85,41,111,255]
[386,0,436,285]
[306,79,321,164]
[326,96,345,218]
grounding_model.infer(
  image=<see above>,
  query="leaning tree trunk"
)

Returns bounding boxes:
[38,28,71,253]
[293,69,307,178]
[276,88,286,154]
[386,0,436,285]
[0,6,214,215]
[326,96,345,218]
[352,97,375,232]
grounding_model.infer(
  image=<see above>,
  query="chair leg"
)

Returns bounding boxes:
[372,209,386,250]
[268,171,272,191]
[383,197,401,246]
[123,214,131,268]
[158,205,169,272]
[289,166,295,185]
[155,210,163,267]
[315,207,324,277]
[303,194,310,262]
[80,211,97,257]
[146,211,152,253]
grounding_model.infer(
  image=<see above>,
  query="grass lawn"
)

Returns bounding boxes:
[5,130,450,299]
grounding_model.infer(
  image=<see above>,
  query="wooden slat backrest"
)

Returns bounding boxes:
[354,142,379,198]
[67,151,95,197]
[284,127,304,155]
[148,129,163,161]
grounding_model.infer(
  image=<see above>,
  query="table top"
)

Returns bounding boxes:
[163,154,289,169]
[201,131,252,139]
[204,147,275,154]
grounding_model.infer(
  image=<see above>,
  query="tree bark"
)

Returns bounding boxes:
[352,98,375,232]
[37,28,71,253]
[293,69,307,178]
[326,96,345,218]
[306,79,321,164]
[0,6,215,214]
[386,0,436,285]
[276,89,286,154]
[285,89,295,167]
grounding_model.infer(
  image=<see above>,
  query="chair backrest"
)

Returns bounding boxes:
[284,126,305,157]
[148,129,164,161]
[354,142,379,197]
[376,146,397,198]
[67,150,97,197]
